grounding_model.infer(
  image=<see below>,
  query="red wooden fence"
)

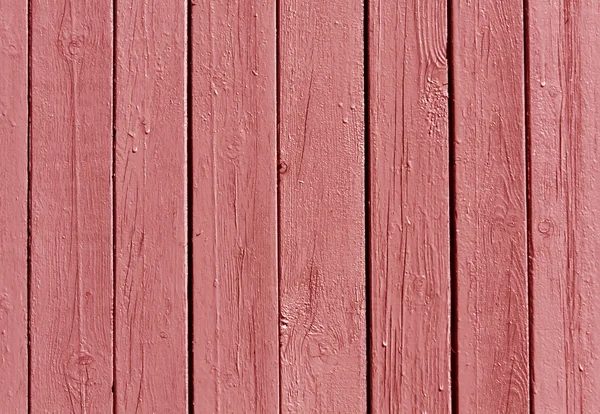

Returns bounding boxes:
[1,0,599,412]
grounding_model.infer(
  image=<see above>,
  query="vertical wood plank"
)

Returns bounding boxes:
[190,0,279,412]
[452,0,529,412]
[0,0,28,410]
[30,0,114,412]
[114,0,188,412]
[279,0,366,411]
[529,1,600,412]
[369,0,451,412]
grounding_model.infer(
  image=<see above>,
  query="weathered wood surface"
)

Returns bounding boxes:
[0,0,28,411]
[190,0,279,412]
[14,2,600,411]
[452,0,529,412]
[114,0,188,411]
[278,0,367,411]
[529,1,600,412]
[30,0,114,412]
[368,0,451,412]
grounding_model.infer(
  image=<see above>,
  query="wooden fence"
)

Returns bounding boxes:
[1,0,598,412]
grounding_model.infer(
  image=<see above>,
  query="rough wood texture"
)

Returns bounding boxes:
[369,0,450,412]
[452,0,529,411]
[0,0,28,410]
[30,0,114,412]
[114,0,188,411]
[529,1,600,412]
[190,0,279,412]
[278,0,367,411]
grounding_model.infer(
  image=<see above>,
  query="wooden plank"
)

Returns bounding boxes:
[368,0,451,412]
[29,0,113,412]
[0,0,28,410]
[114,0,188,412]
[528,1,600,412]
[190,0,279,412]
[452,0,529,412]
[278,0,366,411]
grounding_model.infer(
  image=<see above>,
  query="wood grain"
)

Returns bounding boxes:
[528,1,600,412]
[114,0,188,411]
[30,0,114,412]
[368,0,450,412]
[0,0,28,410]
[278,0,366,411]
[190,0,279,412]
[452,0,529,411]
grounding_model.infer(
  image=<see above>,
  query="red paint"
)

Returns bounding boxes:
[452,0,529,412]
[369,0,451,412]
[529,1,600,411]
[7,3,600,411]
[0,0,28,411]
[30,0,114,412]
[190,0,279,412]
[114,0,188,412]
[278,0,367,411]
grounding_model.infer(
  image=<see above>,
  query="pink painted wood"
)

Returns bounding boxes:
[452,0,529,412]
[529,1,600,411]
[278,0,367,411]
[114,0,188,411]
[190,0,279,412]
[368,0,451,412]
[15,2,600,411]
[0,0,28,411]
[30,0,114,412]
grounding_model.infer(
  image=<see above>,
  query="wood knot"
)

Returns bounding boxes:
[68,38,83,55]
[225,134,245,160]
[64,351,100,409]
[58,25,87,61]
[66,352,96,377]
[278,161,288,174]
[70,352,95,368]
[537,219,554,237]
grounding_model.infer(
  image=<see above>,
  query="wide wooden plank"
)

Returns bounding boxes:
[0,0,28,410]
[114,0,188,411]
[190,0,279,412]
[368,0,451,412]
[278,0,366,411]
[452,0,529,412]
[30,0,113,412]
[529,2,600,412]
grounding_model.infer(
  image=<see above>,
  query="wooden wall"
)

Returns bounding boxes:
[1,0,599,412]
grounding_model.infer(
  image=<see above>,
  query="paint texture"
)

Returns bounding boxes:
[191,0,279,412]
[0,0,28,411]
[6,2,600,412]
[369,0,451,412]
[30,0,114,412]
[529,0,600,411]
[279,0,367,411]
[452,0,529,412]
[114,0,188,411]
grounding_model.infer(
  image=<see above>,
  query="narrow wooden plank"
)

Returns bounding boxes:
[368,0,451,412]
[279,0,366,411]
[114,1,188,412]
[452,0,529,412]
[0,0,28,410]
[190,0,279,412]
[529,2,600,412]
[30,0,113,412]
